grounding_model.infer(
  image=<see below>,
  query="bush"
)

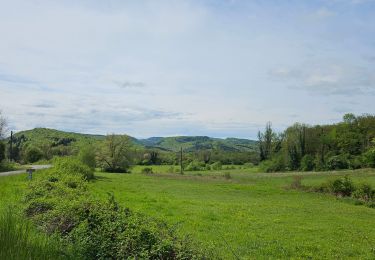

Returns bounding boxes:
[300,154,314,171]
[141,167,153,174]
[0,161,16,172]
[23,171,205,259]
[363,148,375,168]
[352,183,374,202]
[52,157,94,180]
[78,146,96,170]
[185,161,206,171]
[326,176,355,196]
[210,162,222,171]
[259,155,285,173]
[24,146,43,163]
[326,155,349,170]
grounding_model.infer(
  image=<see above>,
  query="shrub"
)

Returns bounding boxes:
[300,154,314,171]
[78,146,96,170]
[363,148,375,168]
[24,146,43,163]
[210,161,222,171]
[23,158,205,259]
[326,155,349,170]
[52,157,94,180]
[259,155,285,173]
[352,183,374,202]
[141,167,153,174]
[327,176,355,196]
[185,161,206,171]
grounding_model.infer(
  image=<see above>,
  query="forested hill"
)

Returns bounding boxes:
[10,128,258,152]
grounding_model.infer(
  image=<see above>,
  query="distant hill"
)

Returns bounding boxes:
[10,128,258,152]
[137,136,258,152]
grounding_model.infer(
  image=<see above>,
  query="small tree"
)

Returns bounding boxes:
[97,134,132,173]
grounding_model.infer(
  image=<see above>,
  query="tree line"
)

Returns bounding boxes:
[258,113,375,172]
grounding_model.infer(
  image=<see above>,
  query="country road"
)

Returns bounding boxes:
[0,165,52,177]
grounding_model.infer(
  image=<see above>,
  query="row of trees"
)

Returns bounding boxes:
[258,114,375,172]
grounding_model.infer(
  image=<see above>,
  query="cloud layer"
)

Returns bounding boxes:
[0,0,375,138]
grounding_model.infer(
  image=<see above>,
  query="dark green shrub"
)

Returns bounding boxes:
[363,148,375,168]
[141,167,153,174]
[300,154,314,171]
[327,176,355,196]
[0,141,5,162]
[352,183,374,202]
[326,154,349,170]
[24,146,43,163]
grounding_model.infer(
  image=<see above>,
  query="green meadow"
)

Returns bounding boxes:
[2,167,375,259]
[88,167,375,259]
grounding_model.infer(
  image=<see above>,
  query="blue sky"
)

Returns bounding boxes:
[0,0,374,139]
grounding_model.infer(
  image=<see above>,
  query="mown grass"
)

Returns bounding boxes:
[89,168,375,259]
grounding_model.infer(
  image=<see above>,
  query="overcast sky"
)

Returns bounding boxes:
[1,0,375,139]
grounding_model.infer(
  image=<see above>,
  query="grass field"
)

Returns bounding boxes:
[89,167,375,259]
[2,168,375,259]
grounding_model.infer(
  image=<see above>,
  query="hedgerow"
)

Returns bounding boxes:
[24,157,206,259]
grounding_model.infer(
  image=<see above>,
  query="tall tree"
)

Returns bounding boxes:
[97,134,132,172]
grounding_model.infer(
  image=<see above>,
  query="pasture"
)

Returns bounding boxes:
[2,167,375,258]
[89,167,375,259]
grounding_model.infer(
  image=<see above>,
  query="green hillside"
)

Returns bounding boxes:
[10,128,258,153]
[138,136,258,152]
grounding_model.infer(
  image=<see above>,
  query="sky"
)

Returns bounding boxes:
[0,0,375,139]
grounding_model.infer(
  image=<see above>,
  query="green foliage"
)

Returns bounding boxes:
[258,113,375,172]
[300,154,314,171]
[363,148,375,168]
[97,134,132,173]
[24,146,44,163]
[325,176,355,196]
[0,161,16,172]
[78,145,96,169]
[352,183,374,202]
[141,167,153,174]
[23,162,205,259]
[210,161,222,170]
[326,154,349,170]
[259,154,286,172]
[0,207,74,259]
[185,160,206,171]
[53,156,94,180]
[0,141,5,162]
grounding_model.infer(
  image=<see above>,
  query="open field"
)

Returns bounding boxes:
[2,168,375,259]
[89,168,375,259]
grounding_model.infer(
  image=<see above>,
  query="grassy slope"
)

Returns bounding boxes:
[89,168,375,259]
[12,128,257,153]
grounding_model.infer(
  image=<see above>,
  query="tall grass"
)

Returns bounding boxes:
[0,207,72,260]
